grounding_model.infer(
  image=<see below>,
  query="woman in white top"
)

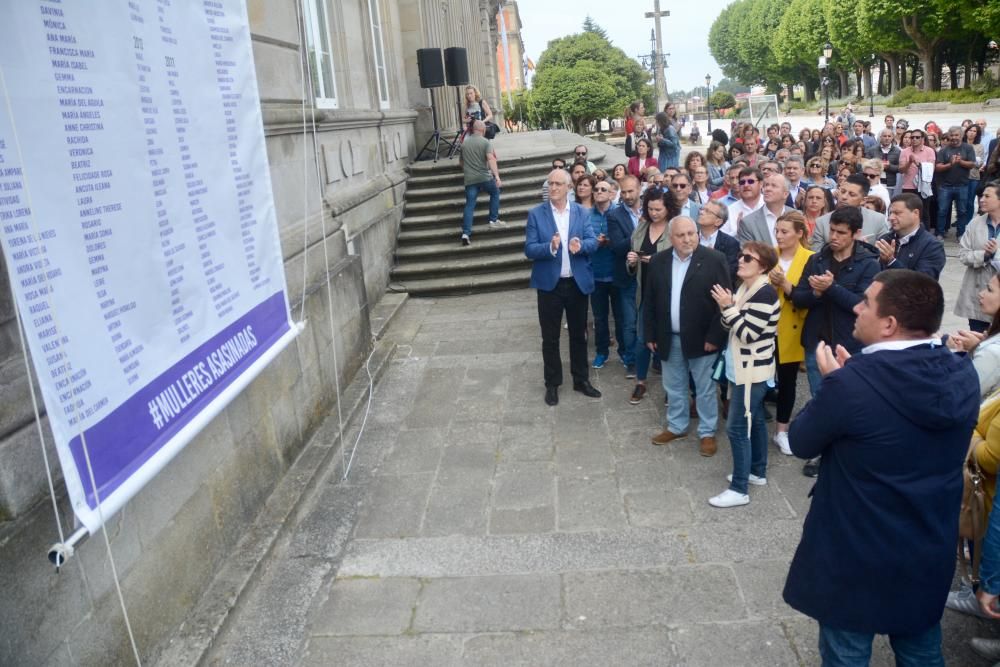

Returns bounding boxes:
[957,183,1000,332]
[463,85,493,125]
[949,272,1000,399]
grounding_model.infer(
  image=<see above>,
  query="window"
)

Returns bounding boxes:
[366,0,390,109]
[302,0,338,109]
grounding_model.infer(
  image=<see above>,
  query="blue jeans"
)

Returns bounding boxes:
[661,335,719,437]
[590,280,617,357]
[615,282,637,366]
[727,381,769,494]
[804,348,822,397]
[463,178,500,235]
[818,622,944,667]
[937,184,969,238]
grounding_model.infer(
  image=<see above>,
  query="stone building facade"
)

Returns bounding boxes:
[0,0,500,663]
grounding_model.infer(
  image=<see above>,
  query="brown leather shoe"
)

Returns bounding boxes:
[651,430,684,446]
[700,436,717,457]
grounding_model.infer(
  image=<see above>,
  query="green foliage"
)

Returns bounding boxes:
[532,32,650,131]
[710,91,736,109]
[888,85,1000,106]
[581,16,609,42]
[501,88,532,126]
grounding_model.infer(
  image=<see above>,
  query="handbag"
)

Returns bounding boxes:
[958,434,988,584]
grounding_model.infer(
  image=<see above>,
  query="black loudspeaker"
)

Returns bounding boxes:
[416,48,445,88]
[444,47,469,87]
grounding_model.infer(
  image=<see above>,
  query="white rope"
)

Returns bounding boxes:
[297,0,348,477]
[341,333,378,479]
[295,0,310,324]
[0,67,143,666]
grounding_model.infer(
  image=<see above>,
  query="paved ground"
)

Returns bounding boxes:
[204,239,999,666]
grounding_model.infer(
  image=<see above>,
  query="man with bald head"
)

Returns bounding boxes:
[525,168,600,406]
[459,119,502,246]
[643,216,731,456]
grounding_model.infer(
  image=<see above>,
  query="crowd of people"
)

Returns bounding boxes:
[521,100,1000,665]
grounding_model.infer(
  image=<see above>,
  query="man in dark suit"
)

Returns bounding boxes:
[525,168,601,406]
[643,216,731,456]
[696,200,739,284]
[875,193,946,279]
[739,172,793,245]
[606,175,643,375]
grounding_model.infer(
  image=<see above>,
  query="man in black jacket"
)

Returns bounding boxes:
[792,207,880,477]
[643,216,731,456]
[875,193,946,279]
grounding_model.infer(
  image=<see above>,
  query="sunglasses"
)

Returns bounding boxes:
[864,173,879,179]
[739,179,758,185]
[738,253,759,263]
[594,187,611,193]
[575,152,587,156]
[673,183,689,189]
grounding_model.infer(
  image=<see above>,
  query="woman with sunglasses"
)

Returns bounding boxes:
[767,211,814,456]
[625,187,680,405]
[708,242,781,507]
[805,158,836,191]
[860,159,891,209]
[627,138,657,178]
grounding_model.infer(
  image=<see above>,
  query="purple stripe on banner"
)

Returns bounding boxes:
[69,291,291,509]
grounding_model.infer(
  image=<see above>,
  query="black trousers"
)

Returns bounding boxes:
[537,278,589,387]
[775,346,800,424]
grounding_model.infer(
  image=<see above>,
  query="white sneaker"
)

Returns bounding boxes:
[488,220,500,228]
[727,473,767,486]
[708,489,750,508]
[946,586,991,619]
[774,431,793,456]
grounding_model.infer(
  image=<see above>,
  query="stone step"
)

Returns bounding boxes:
[398,218,527,244]
[401,201,537,228]
[404,186,540,215]
[390,248,529,282]
[388,266,531,297]
[395,230,524,259]
[369,291,409,341]
[405,174,545,201]
[406,161,553,188]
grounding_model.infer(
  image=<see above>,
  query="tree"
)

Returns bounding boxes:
[772,0,827,101]
[709,2,757,85]
[710,91,736,109]
[532,62,619,134]
[825,0,877,99]
[532,32,651,130]
[581,16,609,42]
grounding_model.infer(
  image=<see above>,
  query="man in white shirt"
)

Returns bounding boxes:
[723,166,765,237]
[739,172,793,245]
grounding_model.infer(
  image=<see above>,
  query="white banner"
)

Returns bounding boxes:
[0,0,297,533]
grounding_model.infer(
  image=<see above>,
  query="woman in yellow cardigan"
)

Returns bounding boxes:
[767,211,814,455]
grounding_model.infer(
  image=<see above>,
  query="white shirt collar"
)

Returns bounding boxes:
[895,226,920,245]
[862,337,940,354]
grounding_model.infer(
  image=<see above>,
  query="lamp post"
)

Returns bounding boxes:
[705,73,712,133]
[869,53,875,117]
[822,41,833,124]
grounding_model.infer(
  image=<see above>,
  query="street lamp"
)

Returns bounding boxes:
[705,73,712,133]
[822,42,833,124]
[869,53,875,117]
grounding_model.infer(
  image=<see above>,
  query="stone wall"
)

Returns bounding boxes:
[0,1,498,664]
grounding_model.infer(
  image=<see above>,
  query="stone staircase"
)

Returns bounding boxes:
[390,140,611,297]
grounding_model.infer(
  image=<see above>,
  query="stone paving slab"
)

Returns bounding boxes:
[203,243,999,666]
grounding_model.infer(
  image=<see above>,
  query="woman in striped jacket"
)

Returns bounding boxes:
[707,241,781,508]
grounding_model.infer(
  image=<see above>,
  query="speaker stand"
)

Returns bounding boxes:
[416,89,454,162]
[447,86,468,159]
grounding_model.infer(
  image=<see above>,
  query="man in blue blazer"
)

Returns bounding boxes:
[606,175,643,373]
[525,168,601,406]
[784,269,978,665]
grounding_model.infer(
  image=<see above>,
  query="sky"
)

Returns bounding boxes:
[514,0,734,94]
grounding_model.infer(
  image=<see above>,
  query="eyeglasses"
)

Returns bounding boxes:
[738,253,760,264]
[594,187,611,193]
[864,173,879,180]
[739,179,758,185]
